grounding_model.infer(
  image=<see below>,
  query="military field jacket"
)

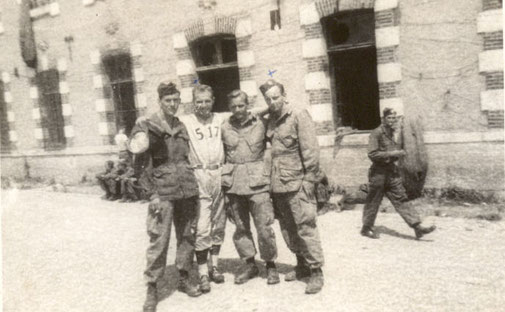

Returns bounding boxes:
[367,125,403,168]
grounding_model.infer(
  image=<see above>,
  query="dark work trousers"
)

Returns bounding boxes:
[228,192,277,262]
[362,166,421,228]
[144,197,197,283]
[272,184,324,269]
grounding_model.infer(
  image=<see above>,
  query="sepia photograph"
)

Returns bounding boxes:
[1,0,504,311]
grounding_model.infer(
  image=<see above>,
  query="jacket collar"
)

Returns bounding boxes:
[230,111,257,128]
[156,112,184,136]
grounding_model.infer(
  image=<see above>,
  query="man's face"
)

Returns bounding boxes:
[263,86,285,115]
[229,96,248,122]
[384,113,397,128]
[159,93,180,116]
[194,91,214,119]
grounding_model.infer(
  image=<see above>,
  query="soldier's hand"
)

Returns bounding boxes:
[148,197,161,215]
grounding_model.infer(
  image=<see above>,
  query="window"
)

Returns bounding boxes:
[102,53,137,135]
[0,81,10,152]
[322,9,380,130]
[190,35,240,112]
[36,69,66,149]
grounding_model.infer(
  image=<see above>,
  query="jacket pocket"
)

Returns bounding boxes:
[221,163,235,188]
[278,167,303,184]
[278,134,298,148]
[246,161,270,188]
[151,166,178,188]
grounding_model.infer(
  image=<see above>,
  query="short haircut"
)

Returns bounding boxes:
[157,82,180,99]
[192,84,214,99]
[227,89,249,105]
[383,107,397,117]
[259,79,285,96]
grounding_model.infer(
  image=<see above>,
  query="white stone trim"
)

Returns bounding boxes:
[317,134,336,147]
[379,97,404,116]
[235,19,253,38]
[40,54,49,71]
[34,128,43,140]
[95,99,106,112]
[341,133,369,145]
[64,125,75,138]
[304,71,330,90]
[93,75,103,89]
[180,87,193,103]
[98,122,110,135]
[377,63,402,83]
[173,32,188,49]
[7,111,15,122]
[83,0,95,6]
[133,68,145,82]
[30,87,39,99]
[130,41,143,57]
[480,89,504,111]
[4,91,12,103]
[9,131,18,142]
[299,2,319,26]
[302,38,327,58]
[90,50,101,65]
[57,58,67,72]
[479,50,504,72]
[240,80,258,97]
[375,26,400,48]
[176,60,195,76]
[49,2,60,16]
[237,50,255,68]
[310,103,333,122]
[59,81,69,94]
[136,93,147,108]
[477,9,503,33]
[374,0,399,12]
[1,72,10,83]
[62,103,73,116]
[32,108,41,120]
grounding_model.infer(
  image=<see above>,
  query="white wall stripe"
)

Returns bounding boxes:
[4,91,12,103]
[62,103,73,116]
[375,26,400,48]
[136,94,147,108]
[32,108,41,120]
[237,50,255,68]
[9,131,18,142]
[299,2,319,26]
[93,75,103,89]
[98,122,110,135]
[131,41,143,57]
[235,19,253,38]
[302,38,327,58]
[310,103,333,122]
[49,2,60,16]
[57,58,67,72]
[95,99,106,112]
[7,111,15,122]
[90,50,101,65]
[34,128,43,140]
[480,89,504,111]
[477,9,503,33]
[374,0,399,12]
[377,63,402,83]
[176,60,195,76]
[30,87,39,99]
[240,80,258,97]
[133,68,145,82]
[479,50,504,72]
[64,125,75,138]
[173,32,188,49]
[304,71,330,90]
[2,72,10,83]
[59,81,69,94]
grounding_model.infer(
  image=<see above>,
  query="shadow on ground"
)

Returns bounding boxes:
[375,225,433,242]
[156,258,295,302]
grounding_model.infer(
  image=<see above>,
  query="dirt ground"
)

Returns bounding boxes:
[2,189,505,312]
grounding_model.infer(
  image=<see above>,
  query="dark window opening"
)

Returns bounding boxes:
[36,69,66,150]
[270,9,281,30]
[190,35,240,112]
[324,9,380,130]
[0,81,10,152]
[102,53,137,136]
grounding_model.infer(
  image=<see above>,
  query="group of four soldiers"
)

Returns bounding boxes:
[129,79,435,312]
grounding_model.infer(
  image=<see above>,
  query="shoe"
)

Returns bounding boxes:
[285,256,311,282]
[305,268,324,294]
[234,264,259,284]
[209,266,225,284]
[177,278,202,297]
[199,275,211,293]
[143,282,157,312]
[360,226,379,239]
[414,224,436,239]
[267,267,280,285]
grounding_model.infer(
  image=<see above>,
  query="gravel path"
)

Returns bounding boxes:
[2,189,505,312]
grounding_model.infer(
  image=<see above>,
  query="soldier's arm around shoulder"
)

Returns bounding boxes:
[295,108,324,183]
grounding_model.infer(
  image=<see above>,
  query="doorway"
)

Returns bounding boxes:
[198,67,240,112]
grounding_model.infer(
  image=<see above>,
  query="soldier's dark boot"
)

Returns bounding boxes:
[414,224,436,239]
[143,282,157,312]
[199,275,211,293]
[234,259,259,285]
[305,268,324,294]
[266,262,280,285]
[177,271,202,297]
[209,266,225,284]
[285,255,310,282]
[360,226,379,239]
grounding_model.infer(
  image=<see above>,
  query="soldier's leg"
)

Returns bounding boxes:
[362,171,387,228]
[209,188,227,284]
[144,200,174,284]
[96,175,110,198]
[173,197,198,272]
[195,195,213,292]
[272,192,304,256]
[385,176,421,227]
[249,192,277,263]
[229,194,256,260]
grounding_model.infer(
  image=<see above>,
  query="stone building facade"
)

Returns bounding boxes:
[0,0,503,193]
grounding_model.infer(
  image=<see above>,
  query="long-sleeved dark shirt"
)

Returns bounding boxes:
[368,124,402,167]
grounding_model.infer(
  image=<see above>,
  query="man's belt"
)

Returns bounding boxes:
[193,163,222,170]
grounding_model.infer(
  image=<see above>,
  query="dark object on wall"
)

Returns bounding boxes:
[19,0,37,69]
[399,116,429,200]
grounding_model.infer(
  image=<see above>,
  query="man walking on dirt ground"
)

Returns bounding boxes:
[130,82,202,312]
[360,107,436,240]
[260,79,326,295]
[221,89,279,286]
